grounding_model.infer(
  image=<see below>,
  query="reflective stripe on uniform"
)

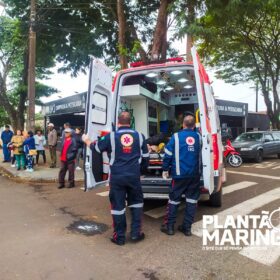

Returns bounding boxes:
[110,132,115,165]
[174,133,180,176]
[142,152,149,158]
[111,208,126,215]
[138,132,143,164]
[164,148,172,156]
[168,199,180,205]
[128,203,144,208]
[197,132,202,174]
[116,129,135,134]
[186,198,197,204]
[95,143,101,153]
[197,132,202,147]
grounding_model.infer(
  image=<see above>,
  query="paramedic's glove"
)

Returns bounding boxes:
[162,171,169,180]
[82,133,89,142]
[82,134,91,147]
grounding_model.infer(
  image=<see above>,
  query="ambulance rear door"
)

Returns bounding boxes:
[84,58,112,191]
[191,47,215,194]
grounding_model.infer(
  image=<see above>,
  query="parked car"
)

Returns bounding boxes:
[232,131,280,162]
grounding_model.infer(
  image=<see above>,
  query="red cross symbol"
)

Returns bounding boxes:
[124,136,131,144]
[186,137,195,145]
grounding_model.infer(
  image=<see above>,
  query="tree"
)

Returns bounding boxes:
[0,16,27,130]
[1,0,106,129]
[0,107,10,127]
[188,0,280,129]
[1,0,193,130]
[98,0,177,67]
[0,16,57,129]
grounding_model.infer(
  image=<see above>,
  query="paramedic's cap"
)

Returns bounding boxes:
[47,123,54,127]
[64,128,72,133]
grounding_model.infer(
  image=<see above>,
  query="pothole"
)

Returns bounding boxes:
[67,219,108,236]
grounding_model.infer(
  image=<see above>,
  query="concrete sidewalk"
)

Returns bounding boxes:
[0,150,84,183]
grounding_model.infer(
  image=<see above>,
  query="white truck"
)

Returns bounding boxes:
[84,47,225,207]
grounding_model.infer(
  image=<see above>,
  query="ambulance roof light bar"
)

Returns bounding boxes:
[129,57,185,68]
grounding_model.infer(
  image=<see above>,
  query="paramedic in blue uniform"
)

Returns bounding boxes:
[83,112,149,246]
[161,114,201,236]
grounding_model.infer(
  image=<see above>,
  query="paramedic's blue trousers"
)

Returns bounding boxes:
[109,177,144,242]
[164,176,200,229]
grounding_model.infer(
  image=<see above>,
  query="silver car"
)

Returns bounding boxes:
[232,131,280,162]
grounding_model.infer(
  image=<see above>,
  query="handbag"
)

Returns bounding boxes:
[29,149,37,156]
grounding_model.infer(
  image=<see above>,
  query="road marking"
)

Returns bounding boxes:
[96,191,110,197]
[242,162,280,169]
[192,188,280,237]
[272,165,280,170]
[227,170,280,180]
[239,223,280,266]
[223,181,257,195]
[144,181,258,219]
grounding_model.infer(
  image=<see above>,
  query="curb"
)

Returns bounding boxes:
[0,166,84,184]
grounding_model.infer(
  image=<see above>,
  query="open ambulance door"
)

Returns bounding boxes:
[191,47,215,194]
[84,58,112,191]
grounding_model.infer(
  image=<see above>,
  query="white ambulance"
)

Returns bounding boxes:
[84,47,225,207]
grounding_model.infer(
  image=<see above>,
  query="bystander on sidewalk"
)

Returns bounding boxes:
[0,149,84,183]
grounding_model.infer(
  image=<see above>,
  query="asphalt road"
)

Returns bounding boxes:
[0,158,280,280]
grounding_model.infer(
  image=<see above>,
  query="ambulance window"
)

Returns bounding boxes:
[91,91,107,125]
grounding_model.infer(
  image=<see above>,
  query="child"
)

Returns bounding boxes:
[11,130,25,171]
[23,131,36,172]
[7,142,16,167]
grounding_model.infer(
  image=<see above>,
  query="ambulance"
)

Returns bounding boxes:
[84,47,225,207]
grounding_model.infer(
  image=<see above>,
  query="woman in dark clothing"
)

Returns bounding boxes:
[23,131,36,172]
[75,127,83,170]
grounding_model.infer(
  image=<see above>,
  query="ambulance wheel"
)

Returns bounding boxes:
[209,188,222,207]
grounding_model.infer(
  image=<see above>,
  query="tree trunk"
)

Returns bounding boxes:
[261,86,280,130]
[250,49,280,130]
[117,0,128,69]
[186,0,195,61]
[271,79,280,129]
[0,49,28,131]
[151,0,173,60]
[160,14,168,60]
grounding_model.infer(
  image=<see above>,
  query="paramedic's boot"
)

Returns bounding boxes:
[178,200,197,236]
[131,232,145,242]
[178,225,192,236]
[130,207,145,243]
[160,224,174,235]
[160,202,178,235]
[111,212,126,245]
[110,237,125,246]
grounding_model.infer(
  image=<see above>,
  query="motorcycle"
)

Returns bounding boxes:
[224,139,243,167]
